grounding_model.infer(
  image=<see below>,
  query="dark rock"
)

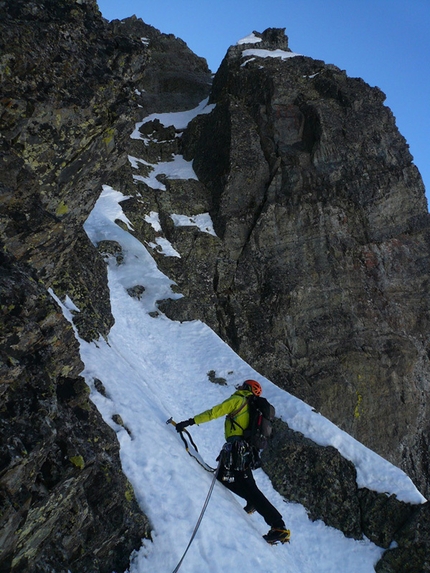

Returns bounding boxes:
[168,28,430,499]
[97,240,125,265]
[207,369,227,386]
[0,252,150,572]
[93,378,108,397]
[358,488,416,548]
[0,0,211,570]
[127,285,146,300]
[262,419,362,538]
[261,417,425,561]
[376,502,430,572]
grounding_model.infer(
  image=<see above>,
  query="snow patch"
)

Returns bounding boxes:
[242,48,302,61]
[131,97,215,138]
[85,185,133,232]
[148,237,181,258]
[60,187,388,572]
[130,154,198,191]
[237,33,262,45]
[144,211,162,232]
[171,213,217,236]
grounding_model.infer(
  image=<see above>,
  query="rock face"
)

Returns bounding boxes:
[0,0,210,571]
[160,29,430,499]
[1,2,430,571]
[375,501,430,572]
[262,418,430,572]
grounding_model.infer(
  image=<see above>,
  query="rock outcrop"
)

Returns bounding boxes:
[0,1,210,570]
[262,418,430,572]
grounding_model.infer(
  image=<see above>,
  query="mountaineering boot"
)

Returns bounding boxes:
[263,527,291,545]
[243,503,256,514]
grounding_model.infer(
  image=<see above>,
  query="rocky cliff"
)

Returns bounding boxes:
[0,1,209,571]
[161,28,430,494]
[1,1,430,571]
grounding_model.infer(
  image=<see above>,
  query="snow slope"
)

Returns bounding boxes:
[51,97,425,573]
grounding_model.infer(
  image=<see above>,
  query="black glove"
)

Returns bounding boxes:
[176,418,195,433]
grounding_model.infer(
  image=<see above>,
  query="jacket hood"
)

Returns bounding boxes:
[233,389,254,398]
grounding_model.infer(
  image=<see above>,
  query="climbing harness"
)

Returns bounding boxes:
[166,418,221,573]
[222,439,251,472]
[166,417,216,473]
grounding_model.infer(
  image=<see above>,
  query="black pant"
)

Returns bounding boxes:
[217,466,285,529]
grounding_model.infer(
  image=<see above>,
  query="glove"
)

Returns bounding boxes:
[176,418,195,433]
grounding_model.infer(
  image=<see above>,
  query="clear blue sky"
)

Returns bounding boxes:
[97,0,430,207]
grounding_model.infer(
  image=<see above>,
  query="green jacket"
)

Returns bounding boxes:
[193,389,252,440]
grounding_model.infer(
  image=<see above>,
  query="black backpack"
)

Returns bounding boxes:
[244,395,275,450]
[227,395,276,449]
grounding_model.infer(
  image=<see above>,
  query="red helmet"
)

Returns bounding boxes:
[243,379,262,396]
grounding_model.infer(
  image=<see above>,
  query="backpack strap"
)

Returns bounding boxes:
[227,396,250,432]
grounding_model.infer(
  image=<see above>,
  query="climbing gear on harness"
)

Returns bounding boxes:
[218,442,235,483]
[170,456,222,573]
[167,418,216,473]
[217,439,252,482]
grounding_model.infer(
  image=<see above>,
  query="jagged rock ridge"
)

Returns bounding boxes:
[1,1,430,571]
[0,1,210,571]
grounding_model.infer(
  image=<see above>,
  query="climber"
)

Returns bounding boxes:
[176,379,290,545]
